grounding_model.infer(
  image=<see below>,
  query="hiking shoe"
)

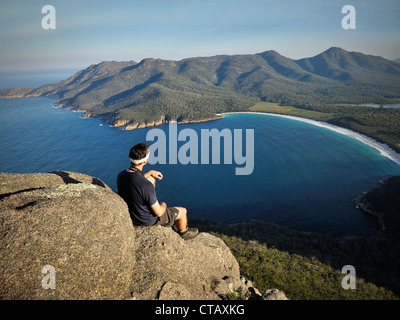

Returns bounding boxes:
[179,227,199,240]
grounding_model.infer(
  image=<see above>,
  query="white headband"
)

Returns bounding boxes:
[130,150,150,165]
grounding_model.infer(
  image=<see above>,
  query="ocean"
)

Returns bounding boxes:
[1,97,400,237]
[0,69,80,90]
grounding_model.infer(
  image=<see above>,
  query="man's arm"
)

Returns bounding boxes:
[150,201,167,217]
[144,170,163,181]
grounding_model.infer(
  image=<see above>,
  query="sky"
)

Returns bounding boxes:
[0,0,399,71]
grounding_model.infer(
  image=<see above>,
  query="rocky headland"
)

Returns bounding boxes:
[353,176,400,240]
[0,171,287,300]
[353,192,386,232]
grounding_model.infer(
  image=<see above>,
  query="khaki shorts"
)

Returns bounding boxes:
[152,207,179,227]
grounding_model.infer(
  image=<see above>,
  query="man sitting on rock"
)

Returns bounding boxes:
[117,142,199,240]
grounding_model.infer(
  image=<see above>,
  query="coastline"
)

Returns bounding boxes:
[353,192,385,232]
[178,115,224,124]
[217,111,400,168]
[53,100,224,130]
[3,96,400,167]
[64,100,400,168]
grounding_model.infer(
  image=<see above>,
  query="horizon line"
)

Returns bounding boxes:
[2,46,398,73]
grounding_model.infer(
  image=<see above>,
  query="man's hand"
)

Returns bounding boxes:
[145,170,163,180]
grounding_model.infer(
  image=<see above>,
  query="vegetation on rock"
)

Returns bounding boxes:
[191,217,400,300]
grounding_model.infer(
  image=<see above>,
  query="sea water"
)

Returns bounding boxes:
[1,97,400,237]
[0,68,80,90]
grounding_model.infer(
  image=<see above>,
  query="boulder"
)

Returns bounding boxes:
[0,171,135,299]
[0,171,269,300]
[131,225,244,300]
[261,289,289,300]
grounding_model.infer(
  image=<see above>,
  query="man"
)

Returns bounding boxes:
[117,142,199,240]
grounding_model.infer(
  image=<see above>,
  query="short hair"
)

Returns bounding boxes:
[129,143,149,161]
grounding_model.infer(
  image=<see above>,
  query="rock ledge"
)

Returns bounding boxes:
[0,171,287,300]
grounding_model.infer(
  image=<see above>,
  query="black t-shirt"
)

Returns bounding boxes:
[117,169,158,226]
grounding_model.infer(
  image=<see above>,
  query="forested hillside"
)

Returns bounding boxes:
[1,47,400,151]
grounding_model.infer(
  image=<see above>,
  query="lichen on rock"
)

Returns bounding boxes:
[45,183,98,198]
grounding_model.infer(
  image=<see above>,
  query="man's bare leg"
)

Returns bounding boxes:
[174,207,199,239]
[174,207,188,232]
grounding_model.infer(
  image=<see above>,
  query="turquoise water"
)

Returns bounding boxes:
[1,97,400,237]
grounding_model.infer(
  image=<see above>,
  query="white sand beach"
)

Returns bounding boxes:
[217,112,400,167]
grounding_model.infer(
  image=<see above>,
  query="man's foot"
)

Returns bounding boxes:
[178,227,199,240]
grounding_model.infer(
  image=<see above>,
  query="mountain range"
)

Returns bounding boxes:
[1,47,400,129]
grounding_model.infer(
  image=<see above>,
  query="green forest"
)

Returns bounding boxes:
[191,215,400,300]
[190,174,400,300]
